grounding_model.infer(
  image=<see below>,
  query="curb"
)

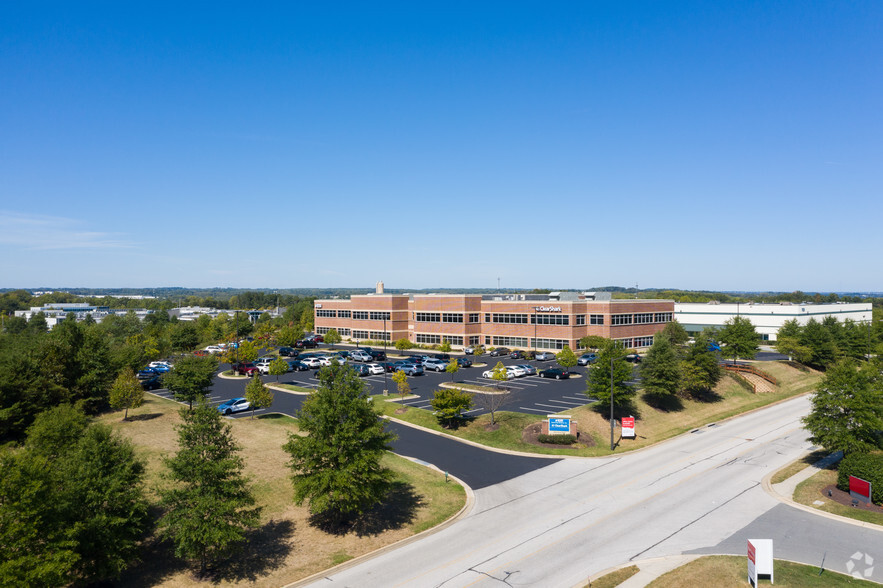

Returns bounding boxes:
[283,468,475,588]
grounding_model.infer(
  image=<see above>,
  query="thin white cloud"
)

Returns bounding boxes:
[0,211,136,250]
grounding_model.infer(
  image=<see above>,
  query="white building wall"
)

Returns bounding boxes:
[673,302,872,341]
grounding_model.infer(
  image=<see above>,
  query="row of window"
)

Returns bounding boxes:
[321,310,671,326]
[611,312,672,325]
[415,312,470,323]
[415,334,464,346]
[488,336,529,347]
[316,326,352,337]
[350,330,390,341]
[532,338,571,350]
[615,336,655,348]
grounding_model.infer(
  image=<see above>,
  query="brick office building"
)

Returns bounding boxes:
[314,284,674,352]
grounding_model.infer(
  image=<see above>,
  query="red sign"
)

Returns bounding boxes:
[748,541,755,563]
[849,476,871,500]
[622,417,635,428]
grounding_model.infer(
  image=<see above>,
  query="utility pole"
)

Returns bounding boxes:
[610,355,615,451]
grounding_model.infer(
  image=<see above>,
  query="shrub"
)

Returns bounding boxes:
[537,434,577,445]
[836,451,883,505]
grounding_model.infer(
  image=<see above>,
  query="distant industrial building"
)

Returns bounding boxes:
[14,303,153,328]
[673,301,872,341]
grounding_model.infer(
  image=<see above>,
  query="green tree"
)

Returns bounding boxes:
[640,336,681,398]
[276,325,302,347]
[660,320,690,345]
[803,360,883,455]
[800,318,838,369]
[439,339,452,353]
[718,316,758,365]
[775,336,812,364]
[163,355,218,409]
[578,335,607,350]
[556,345,578,371]
[430,388,473,428]
[170,322,200,351]
[244,373,273,418]
[585,341,634,408]
[680,331,723,395]
[490,361,509,389]
[283,363,396,525]
[392,369,410,405]
[109,368,144,420]
[323,328,342,349]
[445,358,460,382]
[395,338,413,352]
[158,401,260,576]
[268,357,289,382]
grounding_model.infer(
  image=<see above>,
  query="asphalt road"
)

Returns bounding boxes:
[302,395,883,587]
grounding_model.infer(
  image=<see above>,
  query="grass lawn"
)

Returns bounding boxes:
[587,565,639,587]
[770,449,830,485]
[647,555,877,587]
[274,383,314,393]
[99,394,466,587]
[374,361,821,457]
[794,468,883,526]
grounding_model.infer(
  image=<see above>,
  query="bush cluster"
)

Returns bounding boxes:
[836,452,883,505]
[538,433,577,445]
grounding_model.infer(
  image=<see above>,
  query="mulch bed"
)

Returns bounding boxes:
[521,422,595,449]
[821,484,883,513]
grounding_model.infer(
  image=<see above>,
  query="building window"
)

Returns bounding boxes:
[468,313,480,323]
[338,310,351,319]
[352,330,370,339]
[369,331,390,341]
[369,311,390,321]
[615,337,633,348]
[491,313,529,324]
[611,314,633,325]
[590,314,604,325]
[445,336,464,346]
[469,336,480,345]
[485,336,492,345]
[654,312,672,323]
[575,314,586,326]
[531,338,569,350]
[633,336,654,348]
[353,311,369,320]
[316,309,336,318]
[416,333,441,345]
[339,328,350,336]
[416,312,441,322]
[492,336,529,347]
[442,313,463,323]
[634,313,654,324]
[484,314,491,323]
[315,326,329,334]
[531,314,570,325]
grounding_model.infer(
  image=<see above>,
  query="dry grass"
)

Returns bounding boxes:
[99,395,466,587]
[770,449,829,485]
[587,565,639,587]
[648,555,877,587]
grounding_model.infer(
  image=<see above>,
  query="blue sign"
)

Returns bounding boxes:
[549,417,571,432]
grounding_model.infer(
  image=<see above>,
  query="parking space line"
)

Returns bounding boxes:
[562,395,588,401]
[519,406,551,414]
[534,402,573,409]
[548,399,585,405]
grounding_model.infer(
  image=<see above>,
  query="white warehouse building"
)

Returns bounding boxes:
[673,301,872,342]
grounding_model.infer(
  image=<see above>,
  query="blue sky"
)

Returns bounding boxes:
[2,2,881,292]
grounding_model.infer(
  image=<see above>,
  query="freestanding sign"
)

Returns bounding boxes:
[747,539,774,586]
[621,416,636,439]
[547,415,572,435]
[849,475,873,505]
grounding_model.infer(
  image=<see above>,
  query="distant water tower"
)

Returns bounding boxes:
[376,281,385,294]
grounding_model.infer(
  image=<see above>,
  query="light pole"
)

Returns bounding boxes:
[610,354,615,451]
[383,315,388,394]
[533,310,537,358]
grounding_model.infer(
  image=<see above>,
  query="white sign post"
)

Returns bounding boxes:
[748,539,774,586]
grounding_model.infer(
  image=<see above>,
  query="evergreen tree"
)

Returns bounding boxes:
[585,340,634,408]
[641,335,681,397]
[803,360,883,455]
[660,320,690,345]
[158,401,260,575]
[109,368,145,420]
[430,388,473,428]
[244,373,273,418]
[163,355,218,409]
[283,363,395,525]
[800,318,838,369]
[680,331,723,395]
[718,316,759,365]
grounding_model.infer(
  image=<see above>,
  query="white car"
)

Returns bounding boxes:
[366,363,385,375]
[204,345,224,354]
[506,365,527,378]
[300,357,323,368]
[482,369,515,380]
[350,350,373,362]
[423,358,448,372]
[148,361,172,370]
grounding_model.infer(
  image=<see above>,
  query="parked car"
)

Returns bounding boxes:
[336,350,351,358]
[217,397,250,415]
[300,357,323,368]
[423,358,448,372]
[278,346,298,357]
[510,350,528,360]
[539,367,570,379]
[433,353,451,361]
[489,347,510,357]
[625,353,642,363]
[288,360,309,371]
[456,357,473,368]
[307,334,324,343]
[379,361,398,372]
[232,362,258,376]
[578,353,598,366]
[368,349,387,361]
[482,368,515,380]
[366,363,385,375]
[535,351,556,361]
[515,364,537,376]
[506,365,527,378]
[350,350,373,362]
[394,362,424,376]
[140,375,163,390]
[352,363,370,376]
[148,361,172,372]
[192,349,210,356]
[463,346,476,355]
[295,339,318,349]
[204,345,224,354]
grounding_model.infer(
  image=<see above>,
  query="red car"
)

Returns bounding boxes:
[233,362,258,376]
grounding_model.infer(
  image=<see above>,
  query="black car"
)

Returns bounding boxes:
[368,349,387,361]
[510,350,534,360]
[278,347,298,357]
[489,347,510,357]
[379,361,398,372]
[456,357,473,367]
[433,353,451,361]
[140,375,163,390]
[625,353,642,363]
[287,360,310,371]
[295,339,318,349]
[539,367,570,379]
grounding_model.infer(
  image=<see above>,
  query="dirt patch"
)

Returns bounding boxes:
[521,422,595,448]
[484,423,500,432]
[822,484,883,513]
[395,407,408,414]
